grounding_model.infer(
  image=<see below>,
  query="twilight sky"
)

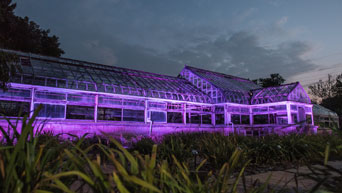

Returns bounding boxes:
[13,0,342,87]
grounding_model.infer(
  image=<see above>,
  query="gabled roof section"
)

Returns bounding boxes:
[251,82,311,104]
[183,66,261,104]
[2,49,212,103]
[184,66,261,93]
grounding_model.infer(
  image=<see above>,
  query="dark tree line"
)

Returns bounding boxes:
[0,0,64,89]
[309,74,342,123]
[0,0,64,56]
[253,73,285,88]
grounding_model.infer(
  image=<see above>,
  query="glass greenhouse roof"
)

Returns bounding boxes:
[184,66,261,104]
[2,49,311,105]
[250,82,311,104]
[3,49,212,103]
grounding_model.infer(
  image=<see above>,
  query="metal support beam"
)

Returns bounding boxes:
[249,107,253,126]
[144,100,148,123]
[30,88,35,118]
[94,94,98,122]
[183,103,186,124]
[286,103,292,124]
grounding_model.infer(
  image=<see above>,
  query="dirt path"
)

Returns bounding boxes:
[239,161,342,192]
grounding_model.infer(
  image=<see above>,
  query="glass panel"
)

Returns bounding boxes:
[57,80,66,88]
[202,114,212,124]
[215,114,224,125]
[46,79,57,87]
[253,114,268,124]
[87,83,96,91]
[231,114,240,124]
[97,107,121,121]
[304,107,312,112]
[269,114,276,124]
[35,91,66,100]
[33,77,45,86]
[123,109,144,122]
[67,94,95,104]
[276,105,286,110]
[66,105,94,120]
[190,113,201,124]
[77,82,87,90]
[277,114,288,125]
[270,105,286,111]
[215,106,224,113]
[35,103,65,118]
[0,88,31,99]
[241,107,249,113]
[0,100,30,117]
[167,103,182,110]
[292,113,298,123]
[291,105,297,111]
[202,106,212,112]
[23,75,33,84]
[167,112,183,123]
[241,115,250,124]
[306,115,312,124]
[186,104,201,111]
[123,99,145,107]
[98,96,122,106]
[253,106,268,112]
[150,111,166,122]
[228,106,240,112]
[148,102,167,109]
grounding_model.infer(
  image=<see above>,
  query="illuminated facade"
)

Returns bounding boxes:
[0,49,316,137]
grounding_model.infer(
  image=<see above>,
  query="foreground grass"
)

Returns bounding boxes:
[0,110,342,192]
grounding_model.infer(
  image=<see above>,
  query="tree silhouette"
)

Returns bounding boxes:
[0,0,64,89]
[253,73,285,88]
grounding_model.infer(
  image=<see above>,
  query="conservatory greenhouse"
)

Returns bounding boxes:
[0,49,316,137]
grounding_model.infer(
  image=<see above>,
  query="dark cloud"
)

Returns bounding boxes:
[166,31,316,79]
[13,0,317,80]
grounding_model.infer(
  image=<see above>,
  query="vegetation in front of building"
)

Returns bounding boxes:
[1,108,342,193]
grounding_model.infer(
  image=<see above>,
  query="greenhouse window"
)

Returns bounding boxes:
[202,114,212,124]
[123,109,144,122]
[35,103,65,118]
[167,112,183,123]
[241,115,250,124]
[253,114,268,124]
[97,107,121,121]
[215,114,224,125]
[149,111,167,123]
[66,105,94,120]
[231,114,240,124]
[35,91,66,100]
[0,100,30,117]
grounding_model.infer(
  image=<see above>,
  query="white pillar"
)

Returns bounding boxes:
[183,103,187,124]
[144,100,148,123]
[30,88,35,118]
[94,94,98,122]
[286,103,292,124]
[249,107,253,126]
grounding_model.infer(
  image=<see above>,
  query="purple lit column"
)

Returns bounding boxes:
[286,103,292,124]
[249,107,253,126]
[30,88,35,118]
[144,100,148,123]
[183,103,186,124]
[94,94,98,122]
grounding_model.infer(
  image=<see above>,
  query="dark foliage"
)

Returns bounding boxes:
[253,73,285,88]
[0,51,20,89]
[0,0,64,57]
[309,73,342,127]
